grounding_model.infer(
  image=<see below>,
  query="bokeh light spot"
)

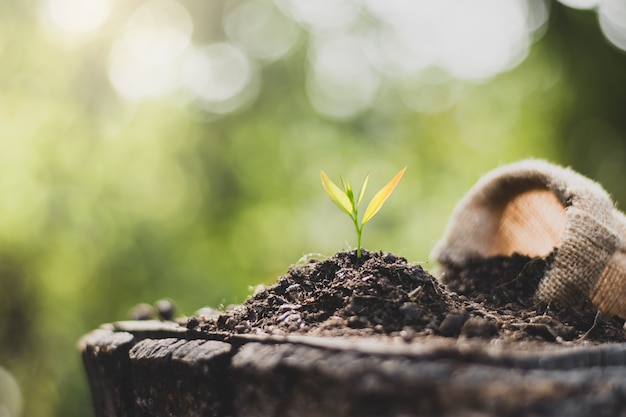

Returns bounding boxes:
[224,0,300,62]
[183,43,258,114]
[275,0,362,32]
[364,0,443,75]
[0,367,22,417]
[557,0,600,10]
[398,71,463,114]
[599,0,626,52]
[46,0,111,33]
[122,0,192,66]
[438,0,530,81]
[307,35,380,119]
[364,0,548,83]
[107,0,193,100]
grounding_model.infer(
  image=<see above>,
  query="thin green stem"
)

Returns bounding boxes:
[350,202,362,258]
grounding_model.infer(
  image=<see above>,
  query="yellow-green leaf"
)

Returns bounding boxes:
[341,176,354,201]
[361,167,406,225]
[356,174,369,206]
[320,171,352,215]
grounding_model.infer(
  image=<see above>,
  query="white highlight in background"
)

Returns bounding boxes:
[107,0,193,100]
[306,35,380,119]
[599,0,626,52]
[182,43,258,114]
[275,0,362,32]
[0,367,22,417]
[224,0,301,62]
[364,0,548,82]
[46,0,111,33]
[558,0,600,10]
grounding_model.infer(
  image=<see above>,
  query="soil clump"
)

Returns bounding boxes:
[189,250,625,344]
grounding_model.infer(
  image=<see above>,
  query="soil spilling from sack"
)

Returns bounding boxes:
[189,250,625,344]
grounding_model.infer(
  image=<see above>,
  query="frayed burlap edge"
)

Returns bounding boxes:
[431,159,626,318]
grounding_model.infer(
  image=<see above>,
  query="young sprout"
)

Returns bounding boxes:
[320,167,407,258]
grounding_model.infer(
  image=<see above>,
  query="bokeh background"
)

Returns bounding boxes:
[1,0,626,415]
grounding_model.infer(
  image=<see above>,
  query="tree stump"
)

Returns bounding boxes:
[80,320,626,417]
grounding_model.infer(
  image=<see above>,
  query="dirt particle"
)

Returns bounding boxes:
[439,311,467,337]
[461,317,498,339]
[399,302,423,322]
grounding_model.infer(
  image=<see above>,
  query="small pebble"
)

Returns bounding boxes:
[235,321,251,333]
[347,316,368,329]
[439,312,467,337]
[400,328,416,342]
[461,317,498,339]
[400,302,423,322]
[382,253,397,263]
[129,303,157,321]
[224,317,239,330]
[155,299,176,321]
[186,316,200,330]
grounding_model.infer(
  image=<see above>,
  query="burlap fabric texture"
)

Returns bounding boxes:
[431,159,626,319]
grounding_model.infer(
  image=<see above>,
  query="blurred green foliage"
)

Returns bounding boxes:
[1,1,626,416]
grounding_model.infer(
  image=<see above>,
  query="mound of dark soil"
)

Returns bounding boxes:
[443,251,625,343]
[442,252,555,310]
[189,250,625,344]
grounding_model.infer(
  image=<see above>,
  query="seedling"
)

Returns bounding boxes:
[320,167,407,258]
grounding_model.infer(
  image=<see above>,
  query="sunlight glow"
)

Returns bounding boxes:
[557,0,600,10]
[182,43,258,114]
[46,0,111,33]
[364,0,548,82]
[107,0,193,100]
[438,0,530,80]
[302,0,549,118]
[275,0,362,32]
[0,367,22,417]
[307,35,380,119]
[56,0,552,116]
[224,0,300,62]
[398,71,464,114]
[599,0,626,52]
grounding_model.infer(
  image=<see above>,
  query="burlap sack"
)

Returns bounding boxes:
[431,159,626,318]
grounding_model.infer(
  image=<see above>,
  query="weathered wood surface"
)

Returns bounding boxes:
[80,321,626,417]
[80,329,135,417]
[130,338,232,416]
